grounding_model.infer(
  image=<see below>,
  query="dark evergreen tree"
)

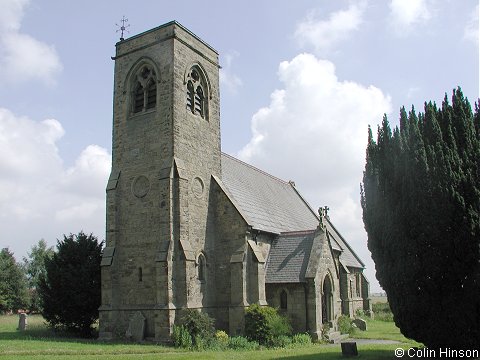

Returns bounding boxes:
[38,232,103,336]
[361,88,480,349]
[0,248,29,312]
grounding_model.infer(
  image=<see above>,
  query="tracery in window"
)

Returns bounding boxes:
[132,65,157,114]
[186,67,207,119]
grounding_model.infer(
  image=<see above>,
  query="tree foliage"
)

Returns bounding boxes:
[23,239,54,312]
[38,232,103,336]
[0,248,29,312]
[361,88,480,348]
[244,304,292,346]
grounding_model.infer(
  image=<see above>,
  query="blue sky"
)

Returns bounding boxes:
[0,0,478,292]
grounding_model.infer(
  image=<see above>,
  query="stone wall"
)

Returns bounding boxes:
[266,283,307,333]
[100,22,222,340]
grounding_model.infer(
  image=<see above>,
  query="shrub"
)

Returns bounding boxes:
[321,322,330,342]
[215,330,229,343]
[373,302,394,322]
[338,315,355,335]
[292,332,312,345]
[270,335,292,348]
[228,336,259,350]
[244,304,292,346]
[180,309,215,344]
[38,232,103,337]
[171,324,192,349]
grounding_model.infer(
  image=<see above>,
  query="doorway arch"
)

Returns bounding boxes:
[322,274,333,323]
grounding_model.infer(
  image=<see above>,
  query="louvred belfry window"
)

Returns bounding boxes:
[132,65,157,114]
[186,67,208,119]
[133,83,144,113]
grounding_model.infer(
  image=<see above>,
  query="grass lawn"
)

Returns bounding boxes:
[0,314,421,359]
[350,317,421,345]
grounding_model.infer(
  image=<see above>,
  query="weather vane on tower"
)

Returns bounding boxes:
[116,16,130,41]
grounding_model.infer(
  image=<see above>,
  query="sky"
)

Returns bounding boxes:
[0,0,478,293]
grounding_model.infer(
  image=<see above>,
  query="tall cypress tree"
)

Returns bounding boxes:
[362,88,480,348]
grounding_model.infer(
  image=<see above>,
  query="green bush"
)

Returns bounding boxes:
[171,324,192,349]
[215,330,229,343]
[180,309,215,344]
[292,332,312,345]
[228,336,259,350]
[38,232,103,337]
[321,322,330,342]
[270,335,292,348]
[338,315,354,335]
[244,304,292,346]
[372,302,394,322]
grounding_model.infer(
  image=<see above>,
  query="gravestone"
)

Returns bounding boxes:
[17,313,28,331]
[341,341,358,357]
[353,318,367,331]
[126,311,145,342]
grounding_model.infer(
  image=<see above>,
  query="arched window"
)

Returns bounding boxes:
[186,67,208,119]
[198,253,206,282]
[355,273,361,297]
[131,64,157,114]
[138,267,143,282]
[280,289,287,310]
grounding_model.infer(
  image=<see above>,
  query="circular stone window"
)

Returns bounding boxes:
[191,176,205,198]
[132,175,150,198]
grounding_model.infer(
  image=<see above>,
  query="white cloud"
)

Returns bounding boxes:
[389,0,432,33]
[0,0,62,84]
[463,4,479,45]
[219,51,243,93]
[0,108,110,256]
[239,53,391,291]
[295,2,366,55]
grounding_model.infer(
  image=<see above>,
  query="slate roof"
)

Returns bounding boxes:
[326,221,365,269]
[265,231,315,283]
[221,153,318,234]
[219,152,365,279]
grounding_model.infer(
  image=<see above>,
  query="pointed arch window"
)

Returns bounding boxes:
[131,64,157,114]
[186,67,208,119]
[280,289,287,310]
[198,253,206,282]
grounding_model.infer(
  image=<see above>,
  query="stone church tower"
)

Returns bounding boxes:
[99,21,221,340]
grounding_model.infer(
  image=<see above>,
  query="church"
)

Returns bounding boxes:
[99,21,370,341]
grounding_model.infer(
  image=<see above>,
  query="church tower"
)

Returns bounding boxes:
[99,21,221,340]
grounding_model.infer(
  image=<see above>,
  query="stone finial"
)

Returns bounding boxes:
[318,205,329,229]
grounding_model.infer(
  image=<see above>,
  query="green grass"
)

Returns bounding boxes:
[350,317,421,345]
[0,315,421,359]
